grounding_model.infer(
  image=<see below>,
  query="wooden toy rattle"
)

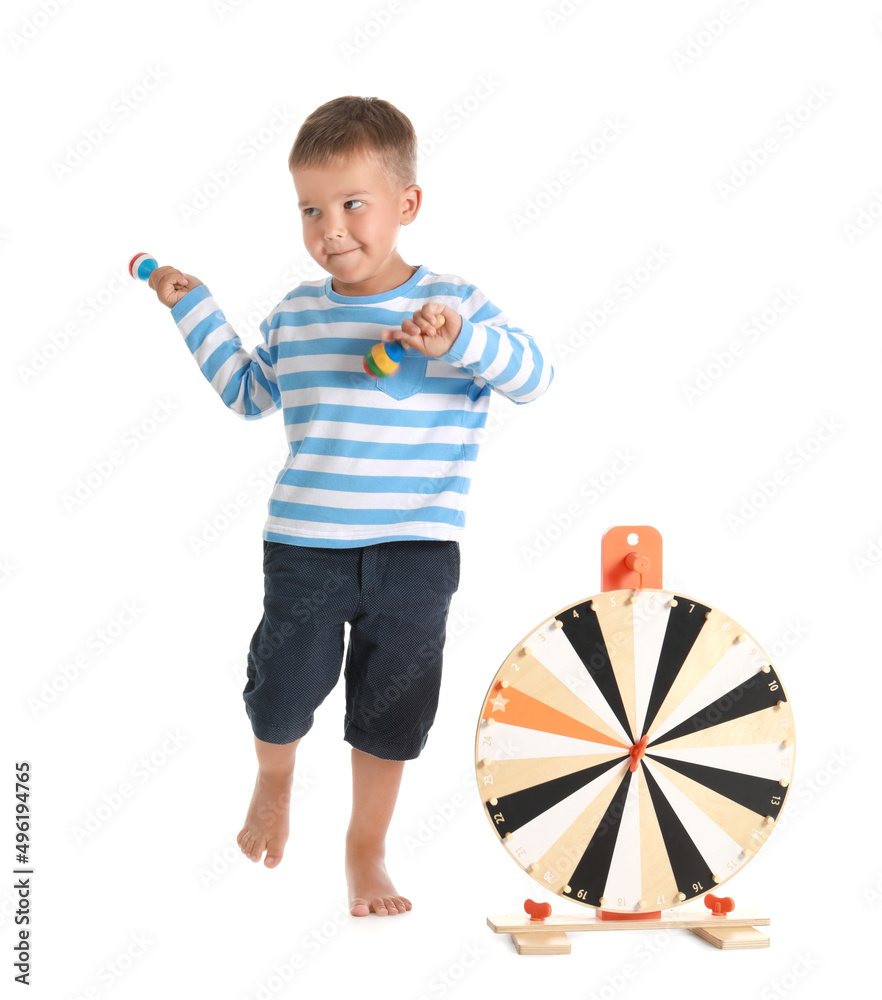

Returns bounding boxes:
[363,313,445,377]
[128,252,158,282]
[479,525,795,954]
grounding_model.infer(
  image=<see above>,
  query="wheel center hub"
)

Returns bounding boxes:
[628,734,648,772]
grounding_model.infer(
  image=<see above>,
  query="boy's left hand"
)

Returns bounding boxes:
[381,303,462,358]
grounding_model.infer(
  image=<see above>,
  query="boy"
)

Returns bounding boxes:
[148,96,553,917]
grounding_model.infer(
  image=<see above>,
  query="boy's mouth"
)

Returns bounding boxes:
[330,247,358,256]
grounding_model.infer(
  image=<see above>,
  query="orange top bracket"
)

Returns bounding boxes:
[601,526,663,592]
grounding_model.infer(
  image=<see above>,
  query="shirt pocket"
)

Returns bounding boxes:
[376,350,427,401]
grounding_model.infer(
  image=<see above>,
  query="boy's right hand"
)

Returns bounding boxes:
[148,265,204,308]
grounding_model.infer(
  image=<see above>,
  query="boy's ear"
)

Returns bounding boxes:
[401,183,422,225]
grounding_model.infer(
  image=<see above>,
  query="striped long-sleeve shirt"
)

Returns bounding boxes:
[171,263,553,547]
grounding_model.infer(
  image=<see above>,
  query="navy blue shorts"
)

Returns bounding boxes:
[243,539,460,760]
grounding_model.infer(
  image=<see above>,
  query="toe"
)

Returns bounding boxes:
[237,828,251,852]
[350,898,370,917]
[246,832,265,862]
[372,897,389,915]
[239,832,253,860]
[264,839,284,868]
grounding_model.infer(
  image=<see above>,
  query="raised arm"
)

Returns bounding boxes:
[170,283,281,420]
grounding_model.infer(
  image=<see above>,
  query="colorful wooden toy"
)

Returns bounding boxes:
[363,339,405,377]
[478,525,795,953]
[128,252,158,282]
[363,313,445,377]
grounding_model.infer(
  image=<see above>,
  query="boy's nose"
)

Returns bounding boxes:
[322,216,347,239]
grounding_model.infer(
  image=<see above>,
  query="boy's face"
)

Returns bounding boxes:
[293,148,421,297]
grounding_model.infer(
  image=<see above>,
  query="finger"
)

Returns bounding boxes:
[393,330,423,351]
[380,327,404,341]
[401,319,424,337]
[415,305,434,330]
[147,266,169,290]
[420,304,446,329]
[412,315,439,337]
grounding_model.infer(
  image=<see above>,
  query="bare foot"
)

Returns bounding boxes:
[237,771,292,868]
[345,843,412,916]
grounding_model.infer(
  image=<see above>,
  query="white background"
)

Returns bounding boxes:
[3,0,880,997]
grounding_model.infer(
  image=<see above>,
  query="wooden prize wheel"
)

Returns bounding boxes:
[477,526,795,953]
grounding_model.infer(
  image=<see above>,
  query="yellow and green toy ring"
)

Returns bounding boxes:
[363,314,445,377]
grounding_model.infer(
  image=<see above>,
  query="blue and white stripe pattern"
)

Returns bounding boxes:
[171,264,553,547]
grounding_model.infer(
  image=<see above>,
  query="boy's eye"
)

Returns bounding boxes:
[302,200,363,218]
